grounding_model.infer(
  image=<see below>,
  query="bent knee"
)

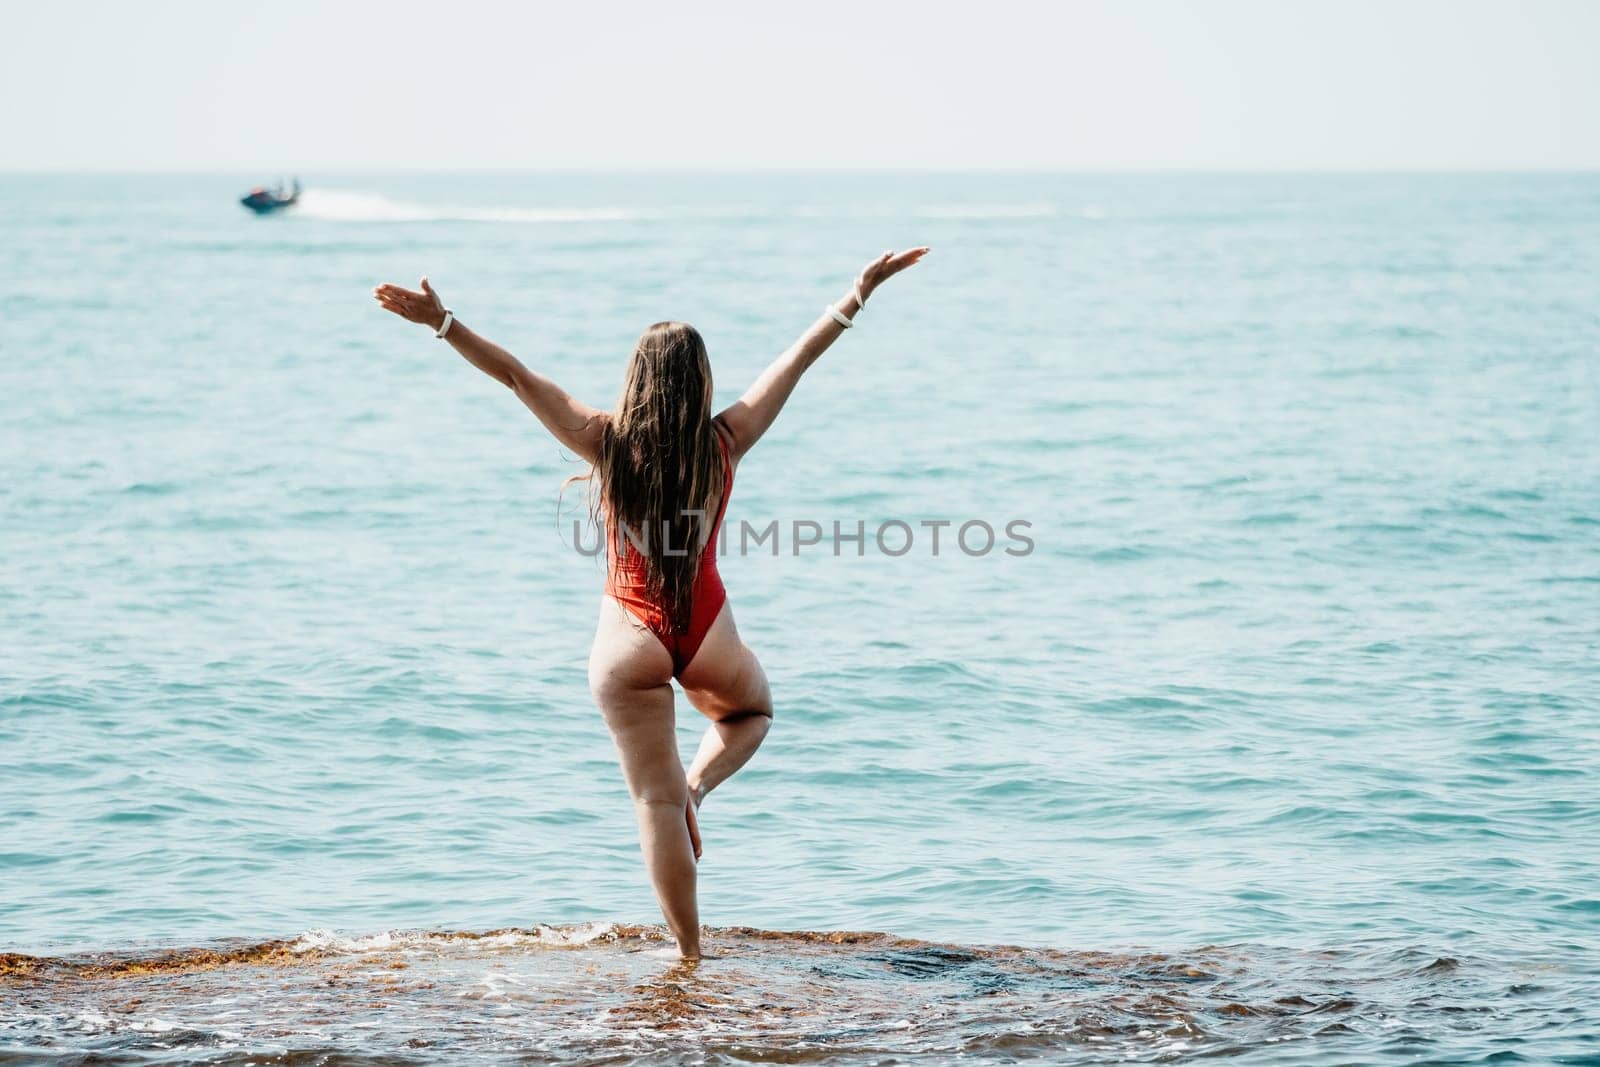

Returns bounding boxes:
[740,682,774,721]
[697,696,773,724]
[687,668,772,722]
[718,704,774,728]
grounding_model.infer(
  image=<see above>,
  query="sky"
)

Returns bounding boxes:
[3,0,1598,171]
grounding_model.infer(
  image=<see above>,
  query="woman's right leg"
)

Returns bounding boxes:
[679,604,774,806]
[588,597,700,958]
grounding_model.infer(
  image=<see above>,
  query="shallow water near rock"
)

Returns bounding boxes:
[4,923,1594,1064]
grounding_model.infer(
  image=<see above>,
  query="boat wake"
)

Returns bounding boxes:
[283,190,1085,225]
[291,188,648,224]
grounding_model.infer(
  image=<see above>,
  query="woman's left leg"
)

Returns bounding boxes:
[589,597,701,958]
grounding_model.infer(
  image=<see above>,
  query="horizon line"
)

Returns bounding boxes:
[3,165,1599,177]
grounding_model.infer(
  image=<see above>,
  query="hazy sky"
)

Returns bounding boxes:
[4,0,1598,170]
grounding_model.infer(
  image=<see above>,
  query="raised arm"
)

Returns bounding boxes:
[373,278,606,462]
[716,247,929,460]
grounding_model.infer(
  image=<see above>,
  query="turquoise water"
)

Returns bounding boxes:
[2,173,1597,1062]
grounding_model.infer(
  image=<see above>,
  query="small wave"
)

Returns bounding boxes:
[285,920,624,955]
[291,189,648,224]
[0,922,653,980]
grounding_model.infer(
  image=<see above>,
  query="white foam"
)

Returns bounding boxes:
[288,927,389,953]
[534,920,620,946]
[284,921,622,955]
[292,189,647,224]
[290,191,1079,223]
[127,1016,182,1034]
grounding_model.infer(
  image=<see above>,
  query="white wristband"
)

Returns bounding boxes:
[854,284,867,310]
[435,309,454,338]
[826,304,854,329]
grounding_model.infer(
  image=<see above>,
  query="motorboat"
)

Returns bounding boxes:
[241,178,300,214]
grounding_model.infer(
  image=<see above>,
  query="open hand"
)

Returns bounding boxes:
[373,277,447,331]
[857,247,930,302]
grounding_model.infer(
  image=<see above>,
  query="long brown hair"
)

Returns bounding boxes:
[584,321,725,633]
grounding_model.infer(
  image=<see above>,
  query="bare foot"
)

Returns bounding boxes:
[685,788,703,861]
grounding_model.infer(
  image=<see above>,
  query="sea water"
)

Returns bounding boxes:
[1,173,1596,1062]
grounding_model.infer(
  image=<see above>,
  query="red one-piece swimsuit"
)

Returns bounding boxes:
[604,430,734,677]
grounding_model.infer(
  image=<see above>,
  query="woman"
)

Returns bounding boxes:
[373,247,929,958]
